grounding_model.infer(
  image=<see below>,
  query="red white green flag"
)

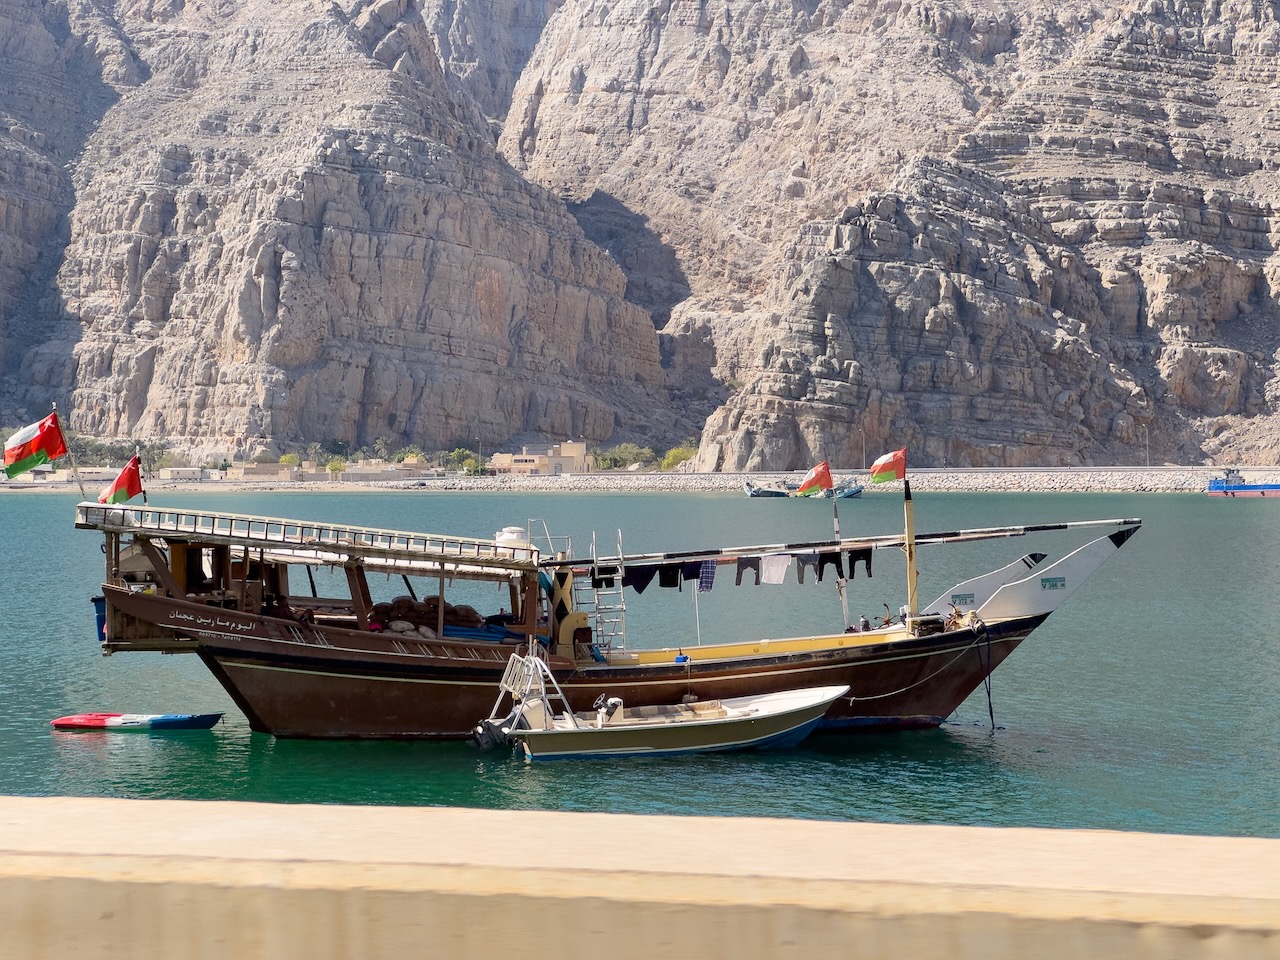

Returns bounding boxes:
[4,411,68,479]
[99,455,144,504]
[795,460,834,496]
[869,448,907,484]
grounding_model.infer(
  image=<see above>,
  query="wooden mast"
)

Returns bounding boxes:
[903,478,919,625]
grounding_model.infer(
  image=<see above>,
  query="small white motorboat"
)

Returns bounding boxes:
[474,654,848,761]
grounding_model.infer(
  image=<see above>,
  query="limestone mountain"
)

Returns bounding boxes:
[2,0,1279,468]
[3,0,681,463]
[506,0,1280,468]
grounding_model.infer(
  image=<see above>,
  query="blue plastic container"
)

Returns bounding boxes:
[91,595,106,643]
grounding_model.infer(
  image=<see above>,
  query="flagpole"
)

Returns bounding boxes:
[53,403,88,500]
[832,487,851,630]
[136,444,148,505]
[693,584,702,646]
[903,477,919,627]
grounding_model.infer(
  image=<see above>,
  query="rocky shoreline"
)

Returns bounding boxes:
[372,466,1259,495]
[4,465,1260,495]
[6,465,1272,496]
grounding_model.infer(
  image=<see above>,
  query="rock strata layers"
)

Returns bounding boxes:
[0,0,123,382]
[508,0,1280,468]
[10,0,679,461]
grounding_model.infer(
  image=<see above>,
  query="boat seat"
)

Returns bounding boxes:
[519,699,550,731]
[631,704,694,719]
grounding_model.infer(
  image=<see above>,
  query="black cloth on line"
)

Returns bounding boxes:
[658,563,682,589]
[622,566,658,595]
[847,548,872,578]
[819,552,845,581]
[736,556,761,586]
[796,553,819,584]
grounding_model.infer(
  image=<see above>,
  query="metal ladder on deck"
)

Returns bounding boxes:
[572,529,627,656]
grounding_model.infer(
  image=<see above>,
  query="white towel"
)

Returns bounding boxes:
[761,554,792,584]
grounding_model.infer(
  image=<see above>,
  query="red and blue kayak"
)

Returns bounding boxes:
[50,712,223,731]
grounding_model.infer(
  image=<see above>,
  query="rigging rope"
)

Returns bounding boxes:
[844,619,996,703]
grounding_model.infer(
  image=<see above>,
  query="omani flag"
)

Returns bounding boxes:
[4,411,68,479]
[869,448,907,484]
[795,460,834,496]
[99,455,145,504]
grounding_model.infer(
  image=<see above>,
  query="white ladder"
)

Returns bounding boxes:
[572,529,627,654]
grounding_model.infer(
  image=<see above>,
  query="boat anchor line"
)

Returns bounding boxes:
[980,626,996,730]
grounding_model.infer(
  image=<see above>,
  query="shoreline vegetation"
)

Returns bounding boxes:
[2,465,1266,496]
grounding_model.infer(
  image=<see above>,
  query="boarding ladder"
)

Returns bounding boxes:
[572,529,627,655]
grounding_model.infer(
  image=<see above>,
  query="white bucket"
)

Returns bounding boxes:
[495,525,530,546]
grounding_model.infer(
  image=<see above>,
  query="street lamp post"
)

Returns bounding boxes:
[1140,425,1150,467]
[857,426,866,469]
[475,436,483,474]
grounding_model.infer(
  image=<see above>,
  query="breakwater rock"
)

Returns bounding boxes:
[386,466,1261,495]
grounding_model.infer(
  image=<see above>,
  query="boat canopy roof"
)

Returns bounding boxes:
[549,517,1143,572]
[74,502,540,579]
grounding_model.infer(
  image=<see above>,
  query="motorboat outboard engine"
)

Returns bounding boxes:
[472,705,524,750]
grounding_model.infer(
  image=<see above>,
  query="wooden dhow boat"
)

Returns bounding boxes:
[475,654,849,760]
[74,488,1140,740]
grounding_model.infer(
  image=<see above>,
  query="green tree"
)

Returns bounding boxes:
[327,460,346,475]
[597,443,654,469]
[135,440,168,475]
[443,447,475,469]
[279,453,301,466]
[373,436,393,460]
[660,445,696,471]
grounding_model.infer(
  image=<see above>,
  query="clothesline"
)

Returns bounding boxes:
[545,517,1140,574]
[550,516,1142,595]
[584,547,876,594]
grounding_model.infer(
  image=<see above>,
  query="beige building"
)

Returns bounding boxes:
[223,459,448,483]
[489,440,592,475]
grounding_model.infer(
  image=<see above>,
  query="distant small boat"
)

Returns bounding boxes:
[743,479,794,498]
[744,479,863,499]
[50,712,223,731]
[1206,468,1280,498]
[474,654,848,760]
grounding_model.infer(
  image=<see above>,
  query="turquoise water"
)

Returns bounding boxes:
[2,488,1277,837]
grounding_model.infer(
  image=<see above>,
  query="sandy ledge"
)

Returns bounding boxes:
[4,465,1267,495]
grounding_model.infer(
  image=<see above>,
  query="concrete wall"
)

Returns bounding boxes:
[0,796,1277,959]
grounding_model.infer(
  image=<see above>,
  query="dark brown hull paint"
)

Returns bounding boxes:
[103,585,1040,739]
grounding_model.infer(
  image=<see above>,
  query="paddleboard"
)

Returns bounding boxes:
[51,712,223,731]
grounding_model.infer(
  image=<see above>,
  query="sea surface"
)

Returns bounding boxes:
[1,488,1277,837]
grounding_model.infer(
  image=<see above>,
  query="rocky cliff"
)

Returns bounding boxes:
[2,0,1279,468]
[507,0,1280,468]
[7,0,681,462]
